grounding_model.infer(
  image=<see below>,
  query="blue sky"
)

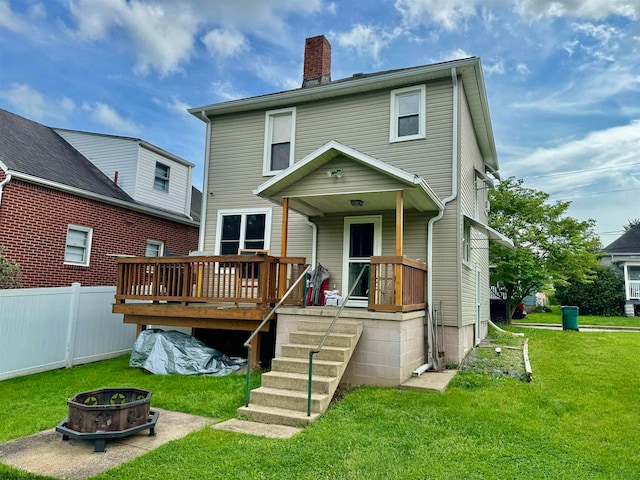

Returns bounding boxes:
[1,0,639,245]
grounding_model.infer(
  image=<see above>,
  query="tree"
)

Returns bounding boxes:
[555,265,625,316]
[0,247,22,289]
[623,218,640,232]
[488,177,600,324]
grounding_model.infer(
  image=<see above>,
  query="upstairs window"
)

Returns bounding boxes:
[154,162,170,191]
[390,85,426,142]
[145,240,164,257]
[263,107,296,176]
[65,225,92,266]
[462,221,471,265]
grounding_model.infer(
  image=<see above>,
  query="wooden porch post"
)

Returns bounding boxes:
[279,198,289,297]
[395,191,404,307]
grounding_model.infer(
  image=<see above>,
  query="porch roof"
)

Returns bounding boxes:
[465,215,514,249]
[253,141,444,216]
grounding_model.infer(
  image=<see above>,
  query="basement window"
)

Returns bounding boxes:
[145,240,164,257]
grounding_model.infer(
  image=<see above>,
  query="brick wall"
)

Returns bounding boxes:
[0,179,199,287]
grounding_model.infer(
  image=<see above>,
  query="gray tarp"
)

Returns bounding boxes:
[130,329,246,375]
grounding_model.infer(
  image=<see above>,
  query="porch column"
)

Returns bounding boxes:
[279,198,289,297]
[624,264,629,299]
[395,191,403,308]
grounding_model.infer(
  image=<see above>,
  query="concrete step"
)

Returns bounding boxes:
[281,344,350,362]
[261,370,337,394]
[297,320,362,335]
[237,404,320,427]
[271,357,343,377]
[250,386,329,413]
[289,331,358,348]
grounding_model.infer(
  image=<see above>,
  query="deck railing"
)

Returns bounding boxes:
[628,280,640,300]
[115,255,307,307]
[369,256,427,312]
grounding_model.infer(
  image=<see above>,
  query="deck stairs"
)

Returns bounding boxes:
[238,319,363,427]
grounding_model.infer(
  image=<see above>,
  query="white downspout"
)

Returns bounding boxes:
[198,111,212,252]
[414,67,459,375]
[0,173,12,206]
[304,217,318,267]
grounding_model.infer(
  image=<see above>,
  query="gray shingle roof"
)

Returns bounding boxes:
[0,108,133,202]
[603,224,640,254]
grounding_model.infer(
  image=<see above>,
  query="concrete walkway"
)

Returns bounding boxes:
[400,369,457,393]
[0,408,216,480]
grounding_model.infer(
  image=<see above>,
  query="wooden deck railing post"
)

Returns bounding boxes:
[395,191,404,308]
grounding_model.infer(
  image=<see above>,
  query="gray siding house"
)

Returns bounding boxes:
[188,35,510,375]
[602,224,640,316]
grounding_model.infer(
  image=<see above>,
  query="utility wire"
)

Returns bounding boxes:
[520,162,640,180]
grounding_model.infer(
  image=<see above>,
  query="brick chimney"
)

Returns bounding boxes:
[302,35,331,88]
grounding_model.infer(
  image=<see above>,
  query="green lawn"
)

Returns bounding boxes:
[2,329,640,479]
[515,305,640,328]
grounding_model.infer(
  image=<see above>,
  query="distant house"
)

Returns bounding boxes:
[602,224,640,317]
[0,108,199,288]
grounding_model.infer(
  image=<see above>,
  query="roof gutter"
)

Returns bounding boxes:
[198,111,212,251]
[8,171,198,227]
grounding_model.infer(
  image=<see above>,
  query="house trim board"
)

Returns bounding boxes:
[198,112,212,251]
[6,170,198,226]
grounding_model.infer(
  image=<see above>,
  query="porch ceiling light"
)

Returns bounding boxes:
[350,199,364,207]
[327,169,343,179]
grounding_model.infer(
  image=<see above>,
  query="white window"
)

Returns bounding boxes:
[463,222,471,264]
[154,162,170,191]
[65,225,92,266]
[263,107,296,176]
[215,209,272,255]
[145,240,164,257]
[390,85,426,142]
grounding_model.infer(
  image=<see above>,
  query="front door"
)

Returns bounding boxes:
[342,216,382,307]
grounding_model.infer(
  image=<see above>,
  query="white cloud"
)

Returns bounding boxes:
[485,59,505,75]
[69,0,199,76]
[0,0,27,32]
[152,97,192,117]
[210,81,245,101]
[82,102,139,134]
[395,0,476,31]
[443,48,473,61]
[332,24,399,63]
[327,2,337,15]
[248,59,300,90]
[0,83,75,120]
[516,63,531,75]
[514,0,639,20]
[201,29,249,58]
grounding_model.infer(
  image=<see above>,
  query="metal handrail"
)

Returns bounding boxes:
[244,264,311,407]
[306,265,368,416]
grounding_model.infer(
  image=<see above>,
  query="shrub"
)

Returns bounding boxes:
[0,247,22,289]
[555,265,624,316]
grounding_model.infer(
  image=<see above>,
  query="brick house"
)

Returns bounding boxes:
[0,109,199,288]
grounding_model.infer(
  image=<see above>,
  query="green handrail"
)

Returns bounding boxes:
[307,265,368,416]
[244,264,312,407]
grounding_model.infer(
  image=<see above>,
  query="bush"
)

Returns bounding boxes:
[555,265,625,316]
[0,247,22,289]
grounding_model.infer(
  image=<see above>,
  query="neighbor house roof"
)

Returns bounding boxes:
[0,108,198,226]
[189,56,498,170]
[603,224,640,254]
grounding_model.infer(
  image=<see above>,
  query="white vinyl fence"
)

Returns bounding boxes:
[0,283,137,381]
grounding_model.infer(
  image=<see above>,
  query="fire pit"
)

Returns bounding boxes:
[56,388,158,453]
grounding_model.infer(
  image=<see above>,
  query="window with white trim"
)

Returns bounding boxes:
[215,209,272,255]
[263,107,296,176]
[390,85,426,142]
[145,240,164,257]
[64,225,92,266]
[154,162,170,191]
[462,221,471,264]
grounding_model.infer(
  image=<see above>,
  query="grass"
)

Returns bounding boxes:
[515,305,640,328]
[2,329,640,479]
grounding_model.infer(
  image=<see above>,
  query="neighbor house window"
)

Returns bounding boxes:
[462,222,471,264]
[145,240,164,257]
[154,162,170,191]
[215,209,272,255]
[64,225,92,266]
[390,85,426,142]
[263,107,296,176]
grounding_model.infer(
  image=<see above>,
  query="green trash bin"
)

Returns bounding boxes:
[561,306,579,331]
